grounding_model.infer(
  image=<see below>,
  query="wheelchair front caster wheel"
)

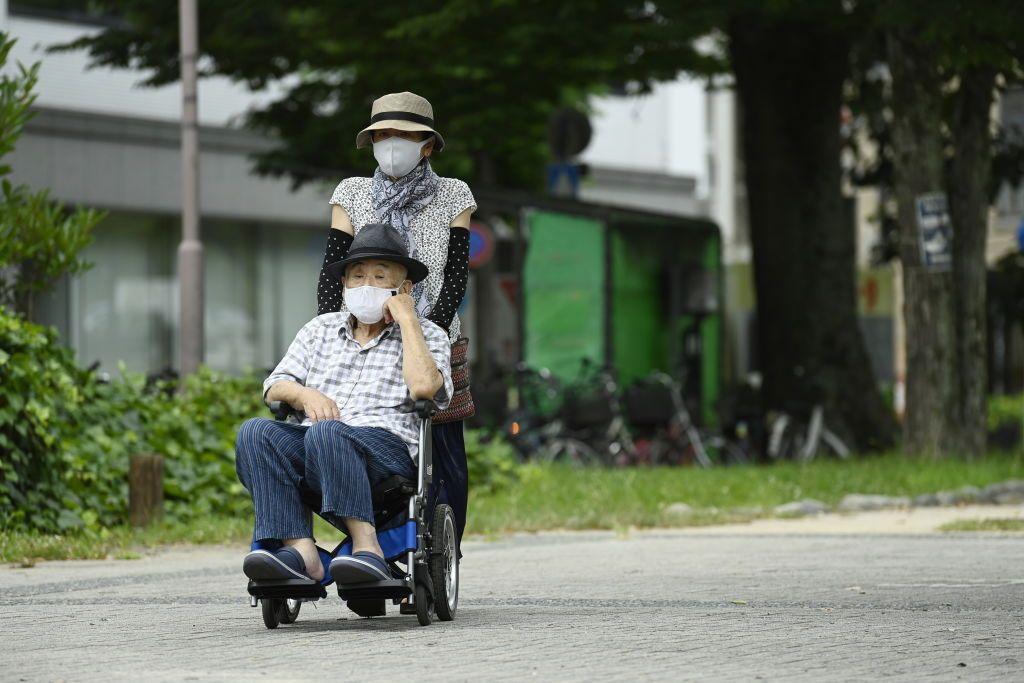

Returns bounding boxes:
[261,598,281,629]
[261,598,300,629]
[415,583,432,626]
[279,598,301,624]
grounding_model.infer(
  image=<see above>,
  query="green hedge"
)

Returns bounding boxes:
[0,309,265,533]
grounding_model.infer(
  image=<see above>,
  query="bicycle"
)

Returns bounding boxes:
[552,358,636,466]
[766,404,851,462]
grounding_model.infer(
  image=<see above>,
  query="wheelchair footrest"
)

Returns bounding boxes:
[247,578,327,600]
[337,578,411,601]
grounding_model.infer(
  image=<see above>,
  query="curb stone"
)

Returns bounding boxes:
[774,499,829,517]
[772,479,1024,516]
[838,494,911,512]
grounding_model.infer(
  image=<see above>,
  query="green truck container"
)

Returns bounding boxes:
[490,195,722,425]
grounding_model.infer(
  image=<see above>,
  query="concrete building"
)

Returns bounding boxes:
[3,2,337,375]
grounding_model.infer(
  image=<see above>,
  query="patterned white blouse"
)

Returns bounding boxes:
[324,176,477,340]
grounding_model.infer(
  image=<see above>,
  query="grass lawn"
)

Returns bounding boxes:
[467,452,1024,535]
[0,514,348,566]
[4,451,1022,564]
[939,518,1024,532]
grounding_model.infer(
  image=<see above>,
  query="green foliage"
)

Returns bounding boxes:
[468,452,1024,534]
[0,309,86,532]
[0,33,105,317]
[939,517,1024,533]
[988,394,1024,431]
[0,306,265,534]
[48,2,718,189]
[141,369,265,520]
[0,514,253,564]
[464,429,521,496]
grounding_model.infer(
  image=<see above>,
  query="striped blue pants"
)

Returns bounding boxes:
[234,417,415,543]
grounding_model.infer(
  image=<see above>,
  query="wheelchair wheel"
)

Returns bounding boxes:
[414,583,432,626]
[279,598,301,624]
[261,598,300,629]
[261,598,281,629]
[430,504,459,621]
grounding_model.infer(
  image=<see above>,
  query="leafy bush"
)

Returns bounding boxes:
[988,394,1023,452]
[0,34,105,319]
[140,368,263,521]
[0,311,87,531]
[0,307,264,533]
[465,429,521,496]
[988,394,1023,430]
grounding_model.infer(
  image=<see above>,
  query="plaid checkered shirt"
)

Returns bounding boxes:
[263,312,453,459]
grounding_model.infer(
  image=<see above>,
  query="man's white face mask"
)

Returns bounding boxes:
[344,285,397,324]
[372,136,430,178]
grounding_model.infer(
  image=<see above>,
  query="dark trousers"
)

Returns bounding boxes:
[431,420,468,548]
[235,417,415,542]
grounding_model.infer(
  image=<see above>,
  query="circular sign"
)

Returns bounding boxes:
[547,107,592,160]
[468,220,495,269]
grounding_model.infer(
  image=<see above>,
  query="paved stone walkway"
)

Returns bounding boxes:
[2,522,1023,681]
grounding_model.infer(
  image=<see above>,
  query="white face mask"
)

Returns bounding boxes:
[344,284,398,324]
[373,136,430,178]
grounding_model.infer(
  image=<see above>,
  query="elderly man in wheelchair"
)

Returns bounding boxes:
[234,223,457,627]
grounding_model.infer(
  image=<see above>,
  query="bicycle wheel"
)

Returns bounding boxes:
[820,428,852,459]
[703,434,750,466]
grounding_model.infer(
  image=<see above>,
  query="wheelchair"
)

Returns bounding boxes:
[246,398,459,628]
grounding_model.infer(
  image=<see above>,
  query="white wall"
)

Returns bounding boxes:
[4,14,285,127]
[581,78,707,193]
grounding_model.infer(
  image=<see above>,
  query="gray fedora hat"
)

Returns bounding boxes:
[355,91,446,152]
[324,223,429,284]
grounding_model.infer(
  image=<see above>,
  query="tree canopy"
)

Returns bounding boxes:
[49,1,719,189]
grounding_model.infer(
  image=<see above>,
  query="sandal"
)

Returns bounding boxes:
[243,547,315,582]
[329,551,392,584]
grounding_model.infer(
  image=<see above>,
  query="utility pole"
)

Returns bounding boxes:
[177,0,203,377]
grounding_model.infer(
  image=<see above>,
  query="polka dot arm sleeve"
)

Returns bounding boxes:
[426,226,470,331]
[316,230,353,315]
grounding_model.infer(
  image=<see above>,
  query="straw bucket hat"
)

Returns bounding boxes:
[355,91,445,152]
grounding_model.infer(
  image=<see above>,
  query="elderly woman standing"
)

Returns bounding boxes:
[317,92,476,549]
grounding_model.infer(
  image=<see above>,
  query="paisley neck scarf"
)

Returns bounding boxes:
[370,158,440,315]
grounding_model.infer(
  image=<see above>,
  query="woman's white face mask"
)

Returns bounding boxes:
[373,136,430,178]
[345,285,397,324]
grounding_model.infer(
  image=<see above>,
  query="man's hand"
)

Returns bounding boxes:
[383,292,417,325]
[297,386,340,423]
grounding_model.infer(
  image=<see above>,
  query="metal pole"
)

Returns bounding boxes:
[177,0,203,376]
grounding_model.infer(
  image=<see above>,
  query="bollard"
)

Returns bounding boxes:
[129,453,164,527]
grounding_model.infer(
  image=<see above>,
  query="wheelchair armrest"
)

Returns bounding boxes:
[400,398,438,419]
[414,399,438,419]
[268,400,298,422]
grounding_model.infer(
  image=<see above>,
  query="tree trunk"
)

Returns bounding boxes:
[948,66,996,458]
[728,14,897,452]
[886,30,959,456]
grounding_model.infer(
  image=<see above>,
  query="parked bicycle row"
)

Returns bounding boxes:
[470,360,851,467]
